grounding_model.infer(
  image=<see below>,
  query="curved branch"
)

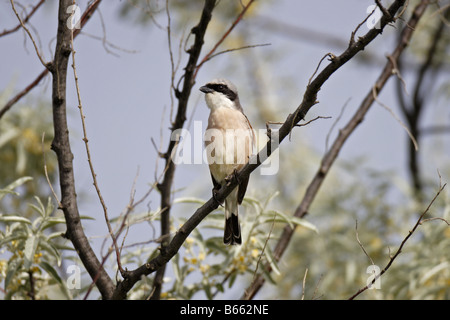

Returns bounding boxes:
[242,0,430,300]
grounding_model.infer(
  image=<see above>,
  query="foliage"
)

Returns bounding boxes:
[0,178,75,299]
[120,193,318,300]
[271,163,450,300]
[0,92,56,215]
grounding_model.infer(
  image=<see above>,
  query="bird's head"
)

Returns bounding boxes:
[200,79,242,112]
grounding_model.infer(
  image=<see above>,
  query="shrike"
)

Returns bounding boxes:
[200,79,255,245]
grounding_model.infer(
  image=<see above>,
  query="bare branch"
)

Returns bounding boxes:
[69,10,123,276]
[10,0,49,69]
[0,0,45,38]
[194,0,256,78]
[200,43,271,65]
[242,0,428,300]
[355,220,375,266]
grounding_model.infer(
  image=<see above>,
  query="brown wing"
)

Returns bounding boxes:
[237,113,254,205]
[210,172,221,190]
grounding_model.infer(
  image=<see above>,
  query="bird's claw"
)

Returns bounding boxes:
[212,188,224,207]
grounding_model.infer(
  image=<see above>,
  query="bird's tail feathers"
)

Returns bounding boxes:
[224,192,241,245]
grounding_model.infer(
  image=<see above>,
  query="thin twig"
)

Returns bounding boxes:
[301,268,308,300]
[10,0,49,69]
[325,98,351,152]
[41,132,62,209]
[355,220,375,266]
[308,53,335,86]
[268,116,331,128]
[194,0,256,79]
[251,211,277,283]
[200,43,271,64]
[349,179,447,300]
[420,217,450,225]
[0,0,45,38]
[69,11,123,274]
[372,85,419,151]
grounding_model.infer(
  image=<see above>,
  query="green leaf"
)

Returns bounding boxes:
[0,215,32,225]
[172,253,182,284]
[30,196,46,217]
[261,264,277,285]
[39,261,63,284]
[39,261,72,300]
[0,233,28,248]
[41,217,67,231]
[228,271,237,288]
[257,238,281,276]
[45,197,54,218]
[264,210,294,228]
[80,215,96,220]
[291,217,319,234]
[5,258,22,290]
[39,240,62,267]
[174,197,206,205]
[0,177,33,201]
[23,235,38,270]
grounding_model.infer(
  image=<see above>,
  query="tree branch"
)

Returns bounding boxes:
[149,0,217,300]
[194,0,256,78]
[10,0,50,69]
[242,0,429,300]
[50,0,114,299]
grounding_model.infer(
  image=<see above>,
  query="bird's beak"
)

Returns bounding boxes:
[200,86,213,94]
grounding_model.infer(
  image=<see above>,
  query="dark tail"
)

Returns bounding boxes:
[224,213,241,245]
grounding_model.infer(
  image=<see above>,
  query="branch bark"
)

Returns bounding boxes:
[242,0,430,300]
[149,0,217,300]
[396,5,449,197]
[49,0,114,299]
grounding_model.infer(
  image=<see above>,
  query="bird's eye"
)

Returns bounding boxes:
[217,85,225,91]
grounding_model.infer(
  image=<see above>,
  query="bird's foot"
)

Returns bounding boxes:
[212,187,224,207]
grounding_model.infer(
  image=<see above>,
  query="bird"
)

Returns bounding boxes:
[200,79,255,245]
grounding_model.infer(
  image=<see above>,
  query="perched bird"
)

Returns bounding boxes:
[200,79,254,245]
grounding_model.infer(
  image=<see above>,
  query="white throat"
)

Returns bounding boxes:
[205,92,235,111]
